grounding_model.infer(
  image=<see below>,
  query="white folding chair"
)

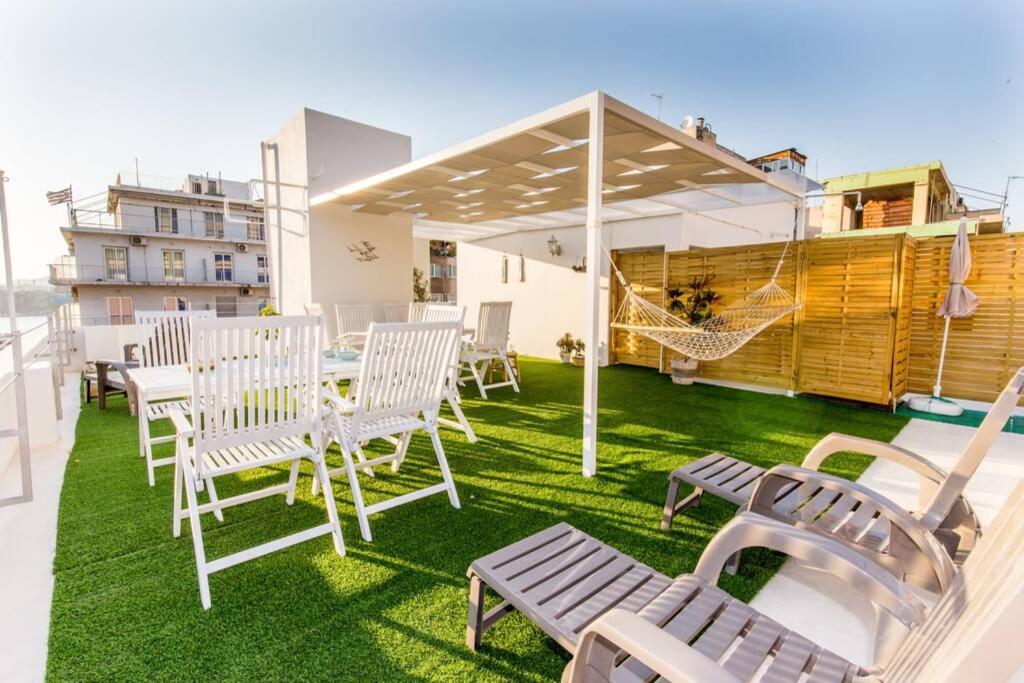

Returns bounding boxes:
[334,304,373,349]
[317,320,463,542]
[459,301,519,399]
[170,315,344,610]
[422,304,476,443]
[133,309,217,486]
[384,303,410,322]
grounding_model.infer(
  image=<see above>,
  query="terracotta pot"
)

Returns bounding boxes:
[559,351,572,363]
[571,355,585,367]
[670,357,699,385]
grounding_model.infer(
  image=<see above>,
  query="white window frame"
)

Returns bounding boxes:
[162,249,185,282]
[247,215,265,241]
[155,207,178,234]
[256,255,269,284]
[430,263,444,278]
[204,211,224,239]
[214,252,234,282]
[103,246,128,281]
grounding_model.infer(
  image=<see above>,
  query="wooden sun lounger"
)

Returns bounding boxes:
[466,515,929,681]
[661,367,1024,592]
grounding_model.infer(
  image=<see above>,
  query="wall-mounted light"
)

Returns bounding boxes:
[547,235,562,256]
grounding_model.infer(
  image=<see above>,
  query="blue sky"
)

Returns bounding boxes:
[1,0,1021,279]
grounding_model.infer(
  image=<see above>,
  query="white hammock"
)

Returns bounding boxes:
[610,246,800,362]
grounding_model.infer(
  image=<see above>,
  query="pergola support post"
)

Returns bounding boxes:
[582,93,605,477]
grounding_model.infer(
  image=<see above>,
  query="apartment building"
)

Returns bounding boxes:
[49,173,271,323]
[428,241,457,302]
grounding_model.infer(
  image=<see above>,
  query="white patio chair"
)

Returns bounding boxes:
[334,303,373,349]
[459,301,518,399]
[169,315,344,610]
[422,304,476,443]
[384,302,410,322]
[316,320,463,542]
[133,309,216,486]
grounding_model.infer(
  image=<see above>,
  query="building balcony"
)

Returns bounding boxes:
[64,205,266,243]
[48,263,270,288]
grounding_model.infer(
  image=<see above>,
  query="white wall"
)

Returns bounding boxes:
[267,108,414,326]
[74,284,270,324]
[456,204,798,360]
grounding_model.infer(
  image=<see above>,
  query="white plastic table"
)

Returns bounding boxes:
[126,355,362,483]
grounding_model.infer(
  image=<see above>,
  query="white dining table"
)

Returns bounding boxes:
[126,354,362,481]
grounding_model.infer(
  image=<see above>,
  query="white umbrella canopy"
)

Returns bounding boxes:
[910,218,978,414]
[937,218,979,318]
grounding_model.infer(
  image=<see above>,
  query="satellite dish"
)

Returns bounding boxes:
[681,115,693,129]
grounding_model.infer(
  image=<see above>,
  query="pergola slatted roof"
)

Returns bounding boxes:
[312,92,805,238]
[306,91,810,476]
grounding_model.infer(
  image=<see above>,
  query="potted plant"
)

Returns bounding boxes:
[556,333,575,363]
[571,338,586,366]
[665,275,721,385]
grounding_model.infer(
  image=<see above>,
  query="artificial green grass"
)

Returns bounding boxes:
[47,359,908,681]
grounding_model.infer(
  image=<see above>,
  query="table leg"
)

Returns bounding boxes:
[96,362,108,410]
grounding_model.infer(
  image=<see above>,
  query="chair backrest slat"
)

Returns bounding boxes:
[921,367,1024,526]
[189,315,323,476]
[350,321,461,429]
[385,303,410,323]
[135,310,217,368]
[476,301,512,350]
[423,303,465,323]
[335,304,374,336]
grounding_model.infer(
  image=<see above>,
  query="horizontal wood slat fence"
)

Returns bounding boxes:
[611,232,1023,406]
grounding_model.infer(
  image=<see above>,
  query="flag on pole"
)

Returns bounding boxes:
[46,187,73,205]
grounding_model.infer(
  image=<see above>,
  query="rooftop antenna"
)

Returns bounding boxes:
[650,92,664,121]
[134,158,140,186]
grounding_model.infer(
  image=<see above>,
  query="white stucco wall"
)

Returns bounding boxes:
[267,108,414,329]
[456,202,798,360]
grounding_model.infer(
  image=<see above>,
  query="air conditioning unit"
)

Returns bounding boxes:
[239,287,252,297]
[129,235,146,246]
[236,243,248,253]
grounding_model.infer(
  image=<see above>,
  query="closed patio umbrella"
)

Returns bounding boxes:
[909,217,978,416]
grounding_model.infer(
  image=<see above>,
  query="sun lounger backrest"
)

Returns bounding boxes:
[884,478,1024,682]
[921,367,1024,527]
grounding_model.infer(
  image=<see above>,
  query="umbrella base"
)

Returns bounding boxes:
[907,395,964,417]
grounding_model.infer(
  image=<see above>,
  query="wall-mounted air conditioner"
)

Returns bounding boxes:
[239,287,252,296]
[236,243,248,253]
[129,235,146,246]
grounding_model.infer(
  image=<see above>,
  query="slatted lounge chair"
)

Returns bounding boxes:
[661,367,1024,591]
[133,310,217,486]
[472,479,1024,682]
[317,320,464,542]
[422,303,476,443]
[466,513,927,677]
[334,303,373,349]
[557,479,1024,683]
[459,301,519,399]
[169,315,344,609]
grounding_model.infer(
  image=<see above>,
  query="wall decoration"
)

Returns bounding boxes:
[500,254,508,283]
[348,241,379,262]
[572,257,587,273]
[518,253,526,282]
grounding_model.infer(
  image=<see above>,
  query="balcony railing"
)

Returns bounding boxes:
[48,263,270,287]
[67,204,266,242]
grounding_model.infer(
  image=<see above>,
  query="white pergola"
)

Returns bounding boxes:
[311,91,806,476]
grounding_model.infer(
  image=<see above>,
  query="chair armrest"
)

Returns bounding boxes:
[803,432,947,509]
[167,407,194,439]
[564,609,741,683]
[749,464,957,593]
[694,511,928,627]
[323,391,356,413]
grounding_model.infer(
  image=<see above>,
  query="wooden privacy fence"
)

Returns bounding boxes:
[611,232,1024,406]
